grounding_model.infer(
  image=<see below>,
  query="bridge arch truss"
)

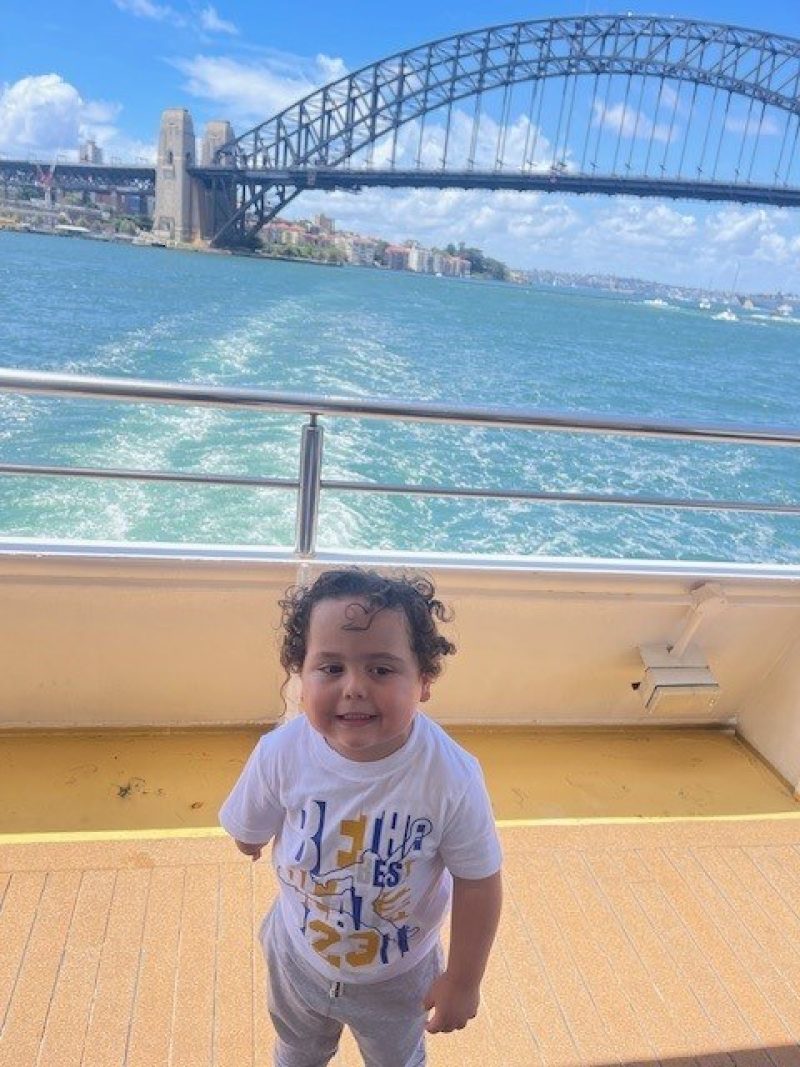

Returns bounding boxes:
[202,15,800,244]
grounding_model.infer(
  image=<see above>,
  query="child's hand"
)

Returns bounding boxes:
[423,972,480,1033]
[235,840,265,862]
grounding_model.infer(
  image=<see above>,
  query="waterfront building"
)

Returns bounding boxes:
[262,221,293,245]
[334,233,379,265]
[407,242,433,273]
[384,243,410,270]
[313,213,335,235]
[284,224,307,246]
[439,253,471,278]
[79,139,103,165]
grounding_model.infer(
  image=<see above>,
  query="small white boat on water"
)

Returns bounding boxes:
[713,308,738,321]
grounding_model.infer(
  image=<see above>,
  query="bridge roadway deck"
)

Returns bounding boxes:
[2,729,800,1067]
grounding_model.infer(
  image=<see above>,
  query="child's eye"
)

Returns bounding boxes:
[319,664,343,675]
[371,666,394,676]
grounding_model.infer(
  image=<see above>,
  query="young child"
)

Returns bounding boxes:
[219,568,502,1067]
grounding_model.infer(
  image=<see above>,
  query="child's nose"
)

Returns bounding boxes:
[342,670,366,698]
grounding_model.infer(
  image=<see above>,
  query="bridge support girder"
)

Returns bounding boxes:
[207,180,301,248]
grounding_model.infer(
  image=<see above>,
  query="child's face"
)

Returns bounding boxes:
[299,597,432,762]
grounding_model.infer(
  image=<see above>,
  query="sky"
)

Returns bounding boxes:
[2,0,800,291]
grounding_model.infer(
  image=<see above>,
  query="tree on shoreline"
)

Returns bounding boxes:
[445,242,508,281]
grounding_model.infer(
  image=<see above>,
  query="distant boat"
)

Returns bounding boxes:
[698,298,712,310]
[713,309,738,322]
[776,302,793,316]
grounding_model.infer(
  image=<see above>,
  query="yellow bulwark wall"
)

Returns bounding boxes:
[0,726,797,836]
[2,547,800,794]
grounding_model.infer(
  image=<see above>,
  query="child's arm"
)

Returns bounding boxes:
[234,839,267,861]
[424,870,502,1033]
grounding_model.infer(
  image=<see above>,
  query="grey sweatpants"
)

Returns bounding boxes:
[260,906,443,1067]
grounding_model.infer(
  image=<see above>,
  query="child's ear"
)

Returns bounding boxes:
[419,675,433,703]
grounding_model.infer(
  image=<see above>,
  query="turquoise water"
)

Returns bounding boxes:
[1,230,798,562]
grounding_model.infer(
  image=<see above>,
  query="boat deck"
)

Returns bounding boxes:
[4,820,800,1067]
[2,728,800,1066]
[1,726,797,833]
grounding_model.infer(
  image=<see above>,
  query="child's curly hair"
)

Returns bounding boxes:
[280,568,456,679]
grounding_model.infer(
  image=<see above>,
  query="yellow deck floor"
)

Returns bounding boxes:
[4,820,800,1066]
[0,725,797,837]
[3,727,800,1066]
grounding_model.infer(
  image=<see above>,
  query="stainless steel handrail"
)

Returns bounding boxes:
[2,368,800,445]
[1,367,799,557]
[0,463,297,491]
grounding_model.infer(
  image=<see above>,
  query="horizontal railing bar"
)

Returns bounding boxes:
[1,368,799,447]
[6,456,790,515]
[3,462,794,515]
[0,463,298,490]
[321,479,800,516]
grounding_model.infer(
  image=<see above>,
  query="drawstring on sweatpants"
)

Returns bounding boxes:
[329,980,344,999]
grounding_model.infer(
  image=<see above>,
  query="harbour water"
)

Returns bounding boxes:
[1,230,799,562]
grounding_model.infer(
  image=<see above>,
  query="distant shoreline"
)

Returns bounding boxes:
[228,249,341,268]
[2,227,796,303]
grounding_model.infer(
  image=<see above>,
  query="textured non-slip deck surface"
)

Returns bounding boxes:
[3,819,800,1067]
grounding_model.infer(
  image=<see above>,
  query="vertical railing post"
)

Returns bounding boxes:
[295,414,324,558]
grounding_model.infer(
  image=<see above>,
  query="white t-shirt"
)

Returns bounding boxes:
[219,712,502,984]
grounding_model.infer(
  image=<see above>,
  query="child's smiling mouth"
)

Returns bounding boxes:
[337,712,378,724]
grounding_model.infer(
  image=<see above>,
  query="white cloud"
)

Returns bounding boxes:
[702,207,800,273]
[507,200,579,241]
[0,74,151,162]
[592,101,674,143]
[171,53,345,127]
[593,202,697,247]
[347,111,559,173]
[755,232,788,262]
[724,113,781,137]
[82,99,122,125]
[705,207,769,248]
[0,75,83,155]
[291,186,579,262]
[315,54,349,83]
[199,4,238,35]
[113,0,183,24]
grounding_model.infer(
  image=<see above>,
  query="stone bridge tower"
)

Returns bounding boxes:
[194,120,236,242]
[153,110,235,244]
[153,109,196,243]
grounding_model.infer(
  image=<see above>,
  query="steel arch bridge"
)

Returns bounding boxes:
[193,14,800,246]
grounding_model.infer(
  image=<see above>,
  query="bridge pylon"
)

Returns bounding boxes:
[194,120,237,242]
[153,110,238,244]
[153,109,198,244]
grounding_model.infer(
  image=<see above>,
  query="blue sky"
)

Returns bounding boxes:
[3,0,800,290]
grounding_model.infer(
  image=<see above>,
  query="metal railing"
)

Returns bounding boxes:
[1,367,799,558]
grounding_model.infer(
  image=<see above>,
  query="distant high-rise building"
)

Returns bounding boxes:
[314,213,335,235]
[79,140,103,165]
